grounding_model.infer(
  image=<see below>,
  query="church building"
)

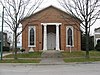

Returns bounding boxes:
[21,6,81,52]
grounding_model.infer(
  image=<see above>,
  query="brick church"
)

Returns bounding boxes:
[21,6,81,52]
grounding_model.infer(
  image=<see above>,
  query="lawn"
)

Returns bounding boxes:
[61,51,100,58]
[62,51,100,63]
[61,51,85,58]
[64,58,100,63]
[2,51,100,63]
[3,52,42,58]
[0,59,40,63]
[1,52,42,63]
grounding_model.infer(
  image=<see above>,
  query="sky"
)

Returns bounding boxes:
[39,0,100,35]
[0,0,100,34]
[0,0,100,46]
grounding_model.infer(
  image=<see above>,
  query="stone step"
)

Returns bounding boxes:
[41,50,62,58]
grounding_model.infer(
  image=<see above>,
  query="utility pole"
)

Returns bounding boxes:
[0,6,5,60]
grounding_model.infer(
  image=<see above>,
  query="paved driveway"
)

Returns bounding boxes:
[0,63,100,75]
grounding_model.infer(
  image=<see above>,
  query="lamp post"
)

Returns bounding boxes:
[0,6,5,60]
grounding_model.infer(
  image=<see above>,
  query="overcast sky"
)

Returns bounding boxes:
[42,0,100,35]
[0,0,100,35]
[0,0,100,47]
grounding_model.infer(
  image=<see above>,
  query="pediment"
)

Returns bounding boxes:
[22,6,80,22]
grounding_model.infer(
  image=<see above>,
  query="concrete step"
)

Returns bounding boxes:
[41,50,62,58]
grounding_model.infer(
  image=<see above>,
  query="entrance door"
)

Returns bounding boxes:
[47,32,56,50]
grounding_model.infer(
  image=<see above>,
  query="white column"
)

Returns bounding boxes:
[94,32,96,47]
[56,24,60,50]
[43,24,47,50]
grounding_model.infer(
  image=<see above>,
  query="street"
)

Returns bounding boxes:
[0,63,100,75]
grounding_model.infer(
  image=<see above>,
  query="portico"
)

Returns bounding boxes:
[41,23,61,51]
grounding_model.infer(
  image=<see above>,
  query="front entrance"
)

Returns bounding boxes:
[42,23,61,50]
[47,32,56,50]
[47,25,56,50]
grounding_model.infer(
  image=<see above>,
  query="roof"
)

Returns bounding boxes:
[21,5,81,22]
[0,32,7,35]
[95,27,100,31]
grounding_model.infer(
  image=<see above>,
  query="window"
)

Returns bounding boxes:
[66,26,74,47]
[68,28,72,45]
[28,26,36,47]
[30,28,34,45]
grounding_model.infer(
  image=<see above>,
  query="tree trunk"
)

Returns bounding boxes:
[85,0,89,58]
[85,29,89,58]
[14,31,18,59]
[85,20,89,58]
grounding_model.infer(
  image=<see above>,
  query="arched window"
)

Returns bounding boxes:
[30,28,34,45]
[66,26,74,47]
[28,26,36,47]
[68,28,72,46]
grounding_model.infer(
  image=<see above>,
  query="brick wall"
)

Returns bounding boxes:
[21,6,81,51]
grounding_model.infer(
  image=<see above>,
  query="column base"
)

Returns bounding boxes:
[43,49,47,51]
[56,48,60,51]
[29,47,34,52]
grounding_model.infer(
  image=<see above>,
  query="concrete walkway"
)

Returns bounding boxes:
[3,52,12,57]
[40,50,65,64]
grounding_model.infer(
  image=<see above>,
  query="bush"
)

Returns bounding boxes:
[95,40,100,51]
[3,46,10,51]
[20,48,25,52]
[81,34,94,51]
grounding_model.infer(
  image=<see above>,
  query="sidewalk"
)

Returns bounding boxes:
[40,50,66,64]
[3,52,12,57]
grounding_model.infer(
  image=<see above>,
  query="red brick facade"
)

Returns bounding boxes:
[21,6,81,52]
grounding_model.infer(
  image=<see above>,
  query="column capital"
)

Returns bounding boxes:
[41,23,47,26]
[56,24,60,26]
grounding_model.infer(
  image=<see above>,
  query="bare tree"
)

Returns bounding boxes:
[0,0,43,59]
[59,0,100,58]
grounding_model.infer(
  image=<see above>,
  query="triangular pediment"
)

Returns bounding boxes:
[21,5,80,22]
[22,6,81,22]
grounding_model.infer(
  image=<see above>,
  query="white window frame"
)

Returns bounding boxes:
[28,26,36,47]
[66,26,74,47]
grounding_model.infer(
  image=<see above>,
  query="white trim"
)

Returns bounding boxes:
[56,24,60,50]
[95,38,100,45]
[28,26,36,47]
[94,31,100,46]
[41,23,61,50]
[66,26,74,47]
[43,24,47,50]
[94,33,100,34]
[41,23,62,25]
[94,32,96,47]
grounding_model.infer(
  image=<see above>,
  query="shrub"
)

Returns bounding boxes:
[3,46,10,51]
[20,48,25,52]
[95,40,100,51]
[81,34,94,51]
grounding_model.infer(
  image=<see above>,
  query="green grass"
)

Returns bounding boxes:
[3,51,100,63]
[62,51,100,63]
[64,58,100,63]
[61,51,100,58]
[2,52,42,63]
[0,59,40,63]
[3,52,42,58]
[89,51,100,57]
[61,51,85,58]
